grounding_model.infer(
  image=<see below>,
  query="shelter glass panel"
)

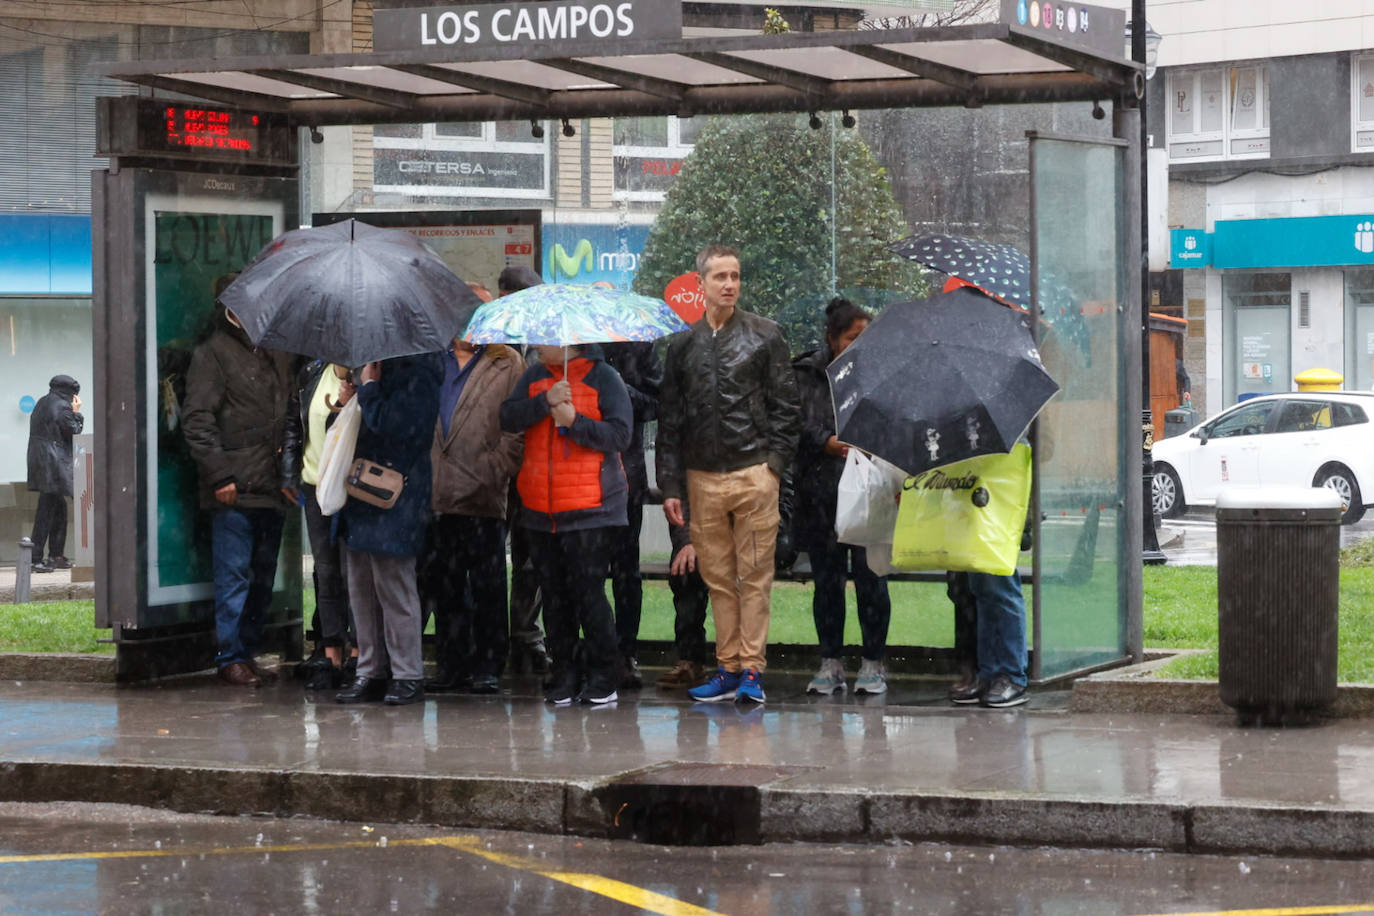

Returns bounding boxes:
[1029,136,1128,680]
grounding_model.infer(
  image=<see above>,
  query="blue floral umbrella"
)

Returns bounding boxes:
[463,283,688,347]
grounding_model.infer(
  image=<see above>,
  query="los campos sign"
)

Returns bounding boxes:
[373,0,682,53]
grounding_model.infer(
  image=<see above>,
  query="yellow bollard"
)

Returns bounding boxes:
[1293,368,1344,392]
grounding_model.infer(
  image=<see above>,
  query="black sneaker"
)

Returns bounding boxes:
[980,675,1028,708]
[469,674,500,694]
[46,556,73,570]
[619,656,643,689]
[545,678,579,706]
[30,562,54,574]
[949,676,988,705]
[578,682,619,705]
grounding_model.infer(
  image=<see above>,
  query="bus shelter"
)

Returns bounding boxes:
[93,1,1146,683]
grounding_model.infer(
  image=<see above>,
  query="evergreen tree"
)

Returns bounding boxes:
[633,113,926,351]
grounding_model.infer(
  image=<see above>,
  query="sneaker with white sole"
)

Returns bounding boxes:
[689,667,741,702]
[853,659,887,695]
[806,658,846,695]
[735,668,766,704]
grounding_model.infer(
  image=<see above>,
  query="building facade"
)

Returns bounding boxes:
[1150,2,1374,416]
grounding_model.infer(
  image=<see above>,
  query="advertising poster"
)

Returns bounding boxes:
[543,221,650,289]
[145,196,281,605]
[314,210,540,298]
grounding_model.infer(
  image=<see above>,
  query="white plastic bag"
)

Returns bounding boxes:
[316,397,360,516]
[833,449,904,547]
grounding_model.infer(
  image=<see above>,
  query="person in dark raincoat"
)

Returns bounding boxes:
[792,298,892,697]
[334,353,444,707]
[26,374,84,572]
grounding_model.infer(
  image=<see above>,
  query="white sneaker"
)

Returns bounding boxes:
[854,659,887,695]
[806,658,847,695]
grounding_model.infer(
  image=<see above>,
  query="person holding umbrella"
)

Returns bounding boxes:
[334,353,444,707]
[792,297,892,696]
[500,342,632,705]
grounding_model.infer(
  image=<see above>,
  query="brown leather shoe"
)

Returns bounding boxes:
[656,659,705,689]
[218,662,261,688]
[247,659,279,683]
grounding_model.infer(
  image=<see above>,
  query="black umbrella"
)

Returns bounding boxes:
[890,233,1090,357]
[218,219,481,367]
[827,287,1060,475]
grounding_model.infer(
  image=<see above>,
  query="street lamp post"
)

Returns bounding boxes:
[1130,5,1168,565]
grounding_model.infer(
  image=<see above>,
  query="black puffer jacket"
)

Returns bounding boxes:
[182,311,294,510]
[26,375,83,496]
[656,308,801,501]
[790,346,843,545]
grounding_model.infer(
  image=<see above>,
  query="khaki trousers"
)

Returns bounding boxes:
[686,463,779,672]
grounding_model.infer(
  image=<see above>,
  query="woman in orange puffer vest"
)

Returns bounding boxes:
[500,343,632,706]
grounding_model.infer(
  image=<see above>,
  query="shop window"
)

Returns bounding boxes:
[612,116,701,201]
[1166,66,1269,163]
[1352,53,1374,152]
[372,121,551,199]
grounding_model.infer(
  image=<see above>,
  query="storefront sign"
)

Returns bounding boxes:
[1213,215,1374,269]
[613,155,684,196]
[1000,0,1127,61]
[373,0,682,52]
[544,222,650,288]
[1169,228,1210,269]
[373,148,547,194]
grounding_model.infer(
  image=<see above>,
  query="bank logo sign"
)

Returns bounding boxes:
[374,0,682,52]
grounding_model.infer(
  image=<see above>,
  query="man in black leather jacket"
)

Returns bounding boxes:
[657,244,800,704]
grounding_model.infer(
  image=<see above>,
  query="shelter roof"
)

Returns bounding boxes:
[102,24,1141,126]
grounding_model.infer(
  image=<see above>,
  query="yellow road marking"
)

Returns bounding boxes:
[434,837,728,916]
[1132,907,1374,916]
[0,833,727,915]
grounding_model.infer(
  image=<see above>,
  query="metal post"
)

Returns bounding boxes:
[1134,0,1167,566]
[15,537,33,605]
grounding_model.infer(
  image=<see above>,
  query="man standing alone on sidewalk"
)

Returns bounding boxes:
[26,374,83,573]
[657,244,800,704]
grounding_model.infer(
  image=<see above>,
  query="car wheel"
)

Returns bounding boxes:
[1316,464,1365,525]
[1152,463,1185,519]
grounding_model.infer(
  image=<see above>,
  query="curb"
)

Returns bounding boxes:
[3,759,1370,857]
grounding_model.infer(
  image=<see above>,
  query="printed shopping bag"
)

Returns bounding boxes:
[890,442,1032,576]
[834,449,904,547]
[316,398,361,516]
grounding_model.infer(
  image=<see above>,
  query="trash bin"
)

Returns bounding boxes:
[1216,487,1342,726]
[1163,408,1192,439]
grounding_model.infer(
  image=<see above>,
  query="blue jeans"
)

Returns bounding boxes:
[211,507,285,667]
[967,572,1027,687]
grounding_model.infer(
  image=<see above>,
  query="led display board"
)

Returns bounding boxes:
[97,97,297,167]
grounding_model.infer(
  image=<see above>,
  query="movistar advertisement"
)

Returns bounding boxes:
[543,222,650,289]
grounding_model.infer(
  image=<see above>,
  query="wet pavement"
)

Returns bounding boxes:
[3,671,1374,859]
[4,802,1374,915]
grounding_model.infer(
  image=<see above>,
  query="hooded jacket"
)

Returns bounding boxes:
[26,375,84,497]
[182,311,294,511]
[656,307,801,501]
[500,346,632,533]
[790,345,845,543]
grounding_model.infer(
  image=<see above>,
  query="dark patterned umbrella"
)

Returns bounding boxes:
[890,233,1090,356]
[827,287,1059,475]
[219,219,482,367]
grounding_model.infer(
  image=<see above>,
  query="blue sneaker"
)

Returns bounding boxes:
[688,667,741,702]
[735,668,766,704]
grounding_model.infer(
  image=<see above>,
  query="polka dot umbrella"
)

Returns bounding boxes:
[890,233,1091,357]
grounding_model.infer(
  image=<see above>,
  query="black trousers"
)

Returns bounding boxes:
[419,514,509,678]
[608,491,645,657]
[803,534,891,661]
[301,483,352,649]
[947,571,978,671]
[668,545,710,666]
[30,492,67,563]
[528,526,618,690]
